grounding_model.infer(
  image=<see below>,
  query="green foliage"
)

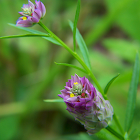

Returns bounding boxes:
[0,115,20,140]
[44,99,63,102]
[125,53,140,132]
[73,0,80,51]
[0,0,140,139]
[0,34,50,39]
[8,23,61,46]
[102,39,139,62]
[55,62,88,74]
[104,73,120,95]
[69,21,91,70]
[124,132,129,140]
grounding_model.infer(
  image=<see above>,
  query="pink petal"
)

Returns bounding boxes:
[16,18,33,27]
[33,9,42,20]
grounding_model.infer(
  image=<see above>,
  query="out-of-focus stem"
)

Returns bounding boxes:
[114,113,125,135]
[106,126,124,140]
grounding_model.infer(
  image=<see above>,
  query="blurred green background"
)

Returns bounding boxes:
[0,0,140,140]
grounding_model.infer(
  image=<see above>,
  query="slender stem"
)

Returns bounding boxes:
[38,21,104,95]
[38,21,125,140]
[106,126,124,140]
[114,113,125,135]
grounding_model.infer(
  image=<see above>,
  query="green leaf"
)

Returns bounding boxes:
[8,23,61,46]
[106,126,124,140]
[73,0,80,51]
[104,73,120,94]
[69,20,91,70]
[125,53,140,132]
[44,99,64,103]
[139,134,140,140]
[55,62,88,74]
[0,34,50,39]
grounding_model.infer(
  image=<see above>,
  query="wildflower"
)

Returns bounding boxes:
[58,74,113,135]
[16,0,46,27]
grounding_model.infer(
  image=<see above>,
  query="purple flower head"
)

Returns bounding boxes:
[16,0,46,27]
[58,74,113,135]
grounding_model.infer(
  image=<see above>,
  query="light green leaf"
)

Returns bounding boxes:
[124,132,129,140]
[104,73,120,94]
[8,23,61,46]
[44,99,64,103]
[139,134,140,140]
[69,20,91,70]
[0,34,50,39]
[73,0,80,51]
[125,53,140,132]
[55,62,88,74]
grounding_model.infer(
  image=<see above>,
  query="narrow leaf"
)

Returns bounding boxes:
[55,62,88,74]
[125,53,140,132]
[8,23,61,46]
[104,73,120,94]
[73,0,80,51]
[69,20,91,70]
[0,34,50,39]
[44,99,64,103]
[139,134,140,140]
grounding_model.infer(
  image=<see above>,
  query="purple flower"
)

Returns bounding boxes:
[58,74,113,135]
[16,0,46,27]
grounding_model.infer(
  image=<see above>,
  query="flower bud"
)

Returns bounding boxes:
[58,74,113,135]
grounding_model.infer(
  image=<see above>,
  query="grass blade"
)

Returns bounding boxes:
[0,34,50,39]
[125,52,140,132]
[55,62,88,74]
[8,23,61,46]
[73,0,80,51]
[69,20,91,70]
[44,99,64,103]
[104,73,120,94]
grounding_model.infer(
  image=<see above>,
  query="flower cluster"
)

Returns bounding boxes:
[58,74,113,135]
[16,0,46,27]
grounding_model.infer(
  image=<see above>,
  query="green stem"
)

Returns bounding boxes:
[114,113,125,135]
[38,21,104,95]
[38,21,125,139]
[106,126,124,140]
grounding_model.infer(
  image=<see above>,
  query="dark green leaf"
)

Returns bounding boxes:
[125,53,140,132]
[104,73,120,94]
[44,99,64,103]
[8,23,61,46]
[73,0,80,51]
[0,34,50,39]
[69,20,91,70]
[55,62,88,74]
